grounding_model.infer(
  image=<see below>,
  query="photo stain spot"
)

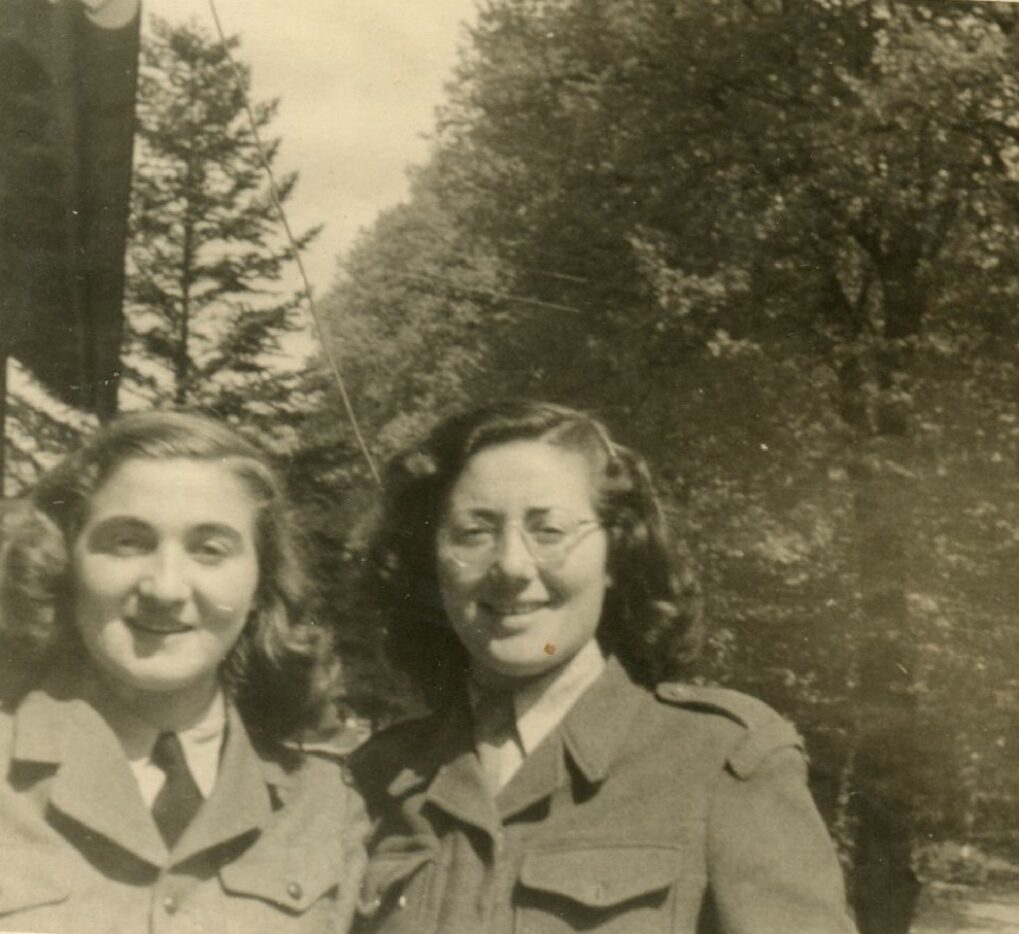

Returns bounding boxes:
[544,643,555,655]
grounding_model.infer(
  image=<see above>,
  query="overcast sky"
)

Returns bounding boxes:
[143,0,480,296]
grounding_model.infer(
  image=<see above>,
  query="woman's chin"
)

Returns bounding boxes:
[472,641,564,683]
[89,656,219,703]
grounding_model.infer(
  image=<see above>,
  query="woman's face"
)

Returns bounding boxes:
[437,440,610,685]
[72,458,260,708]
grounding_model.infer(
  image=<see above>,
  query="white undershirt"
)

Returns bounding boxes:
[469,639,606,791]
[514,638,606,755]
[98,690,227,807]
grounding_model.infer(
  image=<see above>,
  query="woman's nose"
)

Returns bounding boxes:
[138,549,191,603]
[491,524,538,580]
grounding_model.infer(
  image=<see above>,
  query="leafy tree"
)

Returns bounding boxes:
[326,0,1019,928]
[123,15,318,420]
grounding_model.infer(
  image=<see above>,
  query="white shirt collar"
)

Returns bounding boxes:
[89,685,227,805]
[513,638,606,754]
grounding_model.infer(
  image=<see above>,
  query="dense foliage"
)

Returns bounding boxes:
[5,3,1019,929]
[318,1,1019,929]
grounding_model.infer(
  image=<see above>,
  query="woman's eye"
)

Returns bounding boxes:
[531,525,568,544]
[110,535,148,556]
[191,539,233,563]
[450,525,495,546]
[88,521,154,556]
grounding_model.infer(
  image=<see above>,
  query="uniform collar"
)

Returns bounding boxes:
[512,639,606,755]
[13,663,291,787]
[494,656,643,817]
[558,654,644,785]
[13,675,169,867]
[466,638,606,758]
[375,702,498,835]
[170,698,276,863]
[383,655,644,825]
[88,682,227,801]
[11,663,291,866]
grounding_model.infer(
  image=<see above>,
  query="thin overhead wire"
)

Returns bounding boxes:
[398,271,585,314]
[517,266,588,284]
[206,0,382,487]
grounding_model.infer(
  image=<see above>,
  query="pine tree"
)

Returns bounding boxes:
[123,15,318,418]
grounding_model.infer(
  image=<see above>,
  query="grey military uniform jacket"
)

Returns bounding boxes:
[351,656,857,934]
[0,670,368,934]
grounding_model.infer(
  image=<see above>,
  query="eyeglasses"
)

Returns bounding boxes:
[438,509,603,571]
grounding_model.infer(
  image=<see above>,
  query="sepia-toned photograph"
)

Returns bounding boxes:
[1,0,1018,932]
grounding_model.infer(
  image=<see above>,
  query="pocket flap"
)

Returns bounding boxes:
[519,846,678,909]
[357,849,433,918]
[220,845,342,913]
[0,852,69,916]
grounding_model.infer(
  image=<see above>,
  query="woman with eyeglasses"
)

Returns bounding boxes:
[0,412,366,933]
[351,400,856,934]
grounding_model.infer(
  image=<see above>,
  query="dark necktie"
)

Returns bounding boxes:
[150,731,204,848]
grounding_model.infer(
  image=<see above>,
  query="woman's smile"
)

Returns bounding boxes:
[125,616,193,636]
[437,440,610,682]
[72,458,260,706]
[478,599,552,618]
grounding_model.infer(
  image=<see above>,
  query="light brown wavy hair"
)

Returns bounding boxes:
[372,400,702,709]
[0,411,335,743]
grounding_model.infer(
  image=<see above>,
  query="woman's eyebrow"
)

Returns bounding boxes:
[85,518,245,543]
[88,515,149,533]
[81,516,152,549]
[448,507,499,520]
[523,505,584,520]
[189,523,245,542]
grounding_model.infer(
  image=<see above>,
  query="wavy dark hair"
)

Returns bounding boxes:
[0,411,336,743]
[372,400,701,709]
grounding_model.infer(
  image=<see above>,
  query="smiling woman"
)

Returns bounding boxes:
[0,411,366,934]
[435,440,612,686]
[352,400,858,934]
[71,458,261,726]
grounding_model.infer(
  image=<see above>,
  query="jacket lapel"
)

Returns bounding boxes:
[14,675,288,869]
[495,732,564,820]
[378,658,646,835]
[559,656,645,786]
[14,686,168,867]
[494,659,641,819]
[169,702,278,864]
[426,745,500,836]
[406,705,500,838]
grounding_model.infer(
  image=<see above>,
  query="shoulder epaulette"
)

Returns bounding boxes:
[655,682,803,780]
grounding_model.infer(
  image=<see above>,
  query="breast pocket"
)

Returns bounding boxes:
[354,848,437,934]
[0,849,70,922]
[219,844,344,917]
[515,845,681,934]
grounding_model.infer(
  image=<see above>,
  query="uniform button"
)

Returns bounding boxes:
[286,881,303,900]
[397,895,408,909]
[162,895,178,914]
